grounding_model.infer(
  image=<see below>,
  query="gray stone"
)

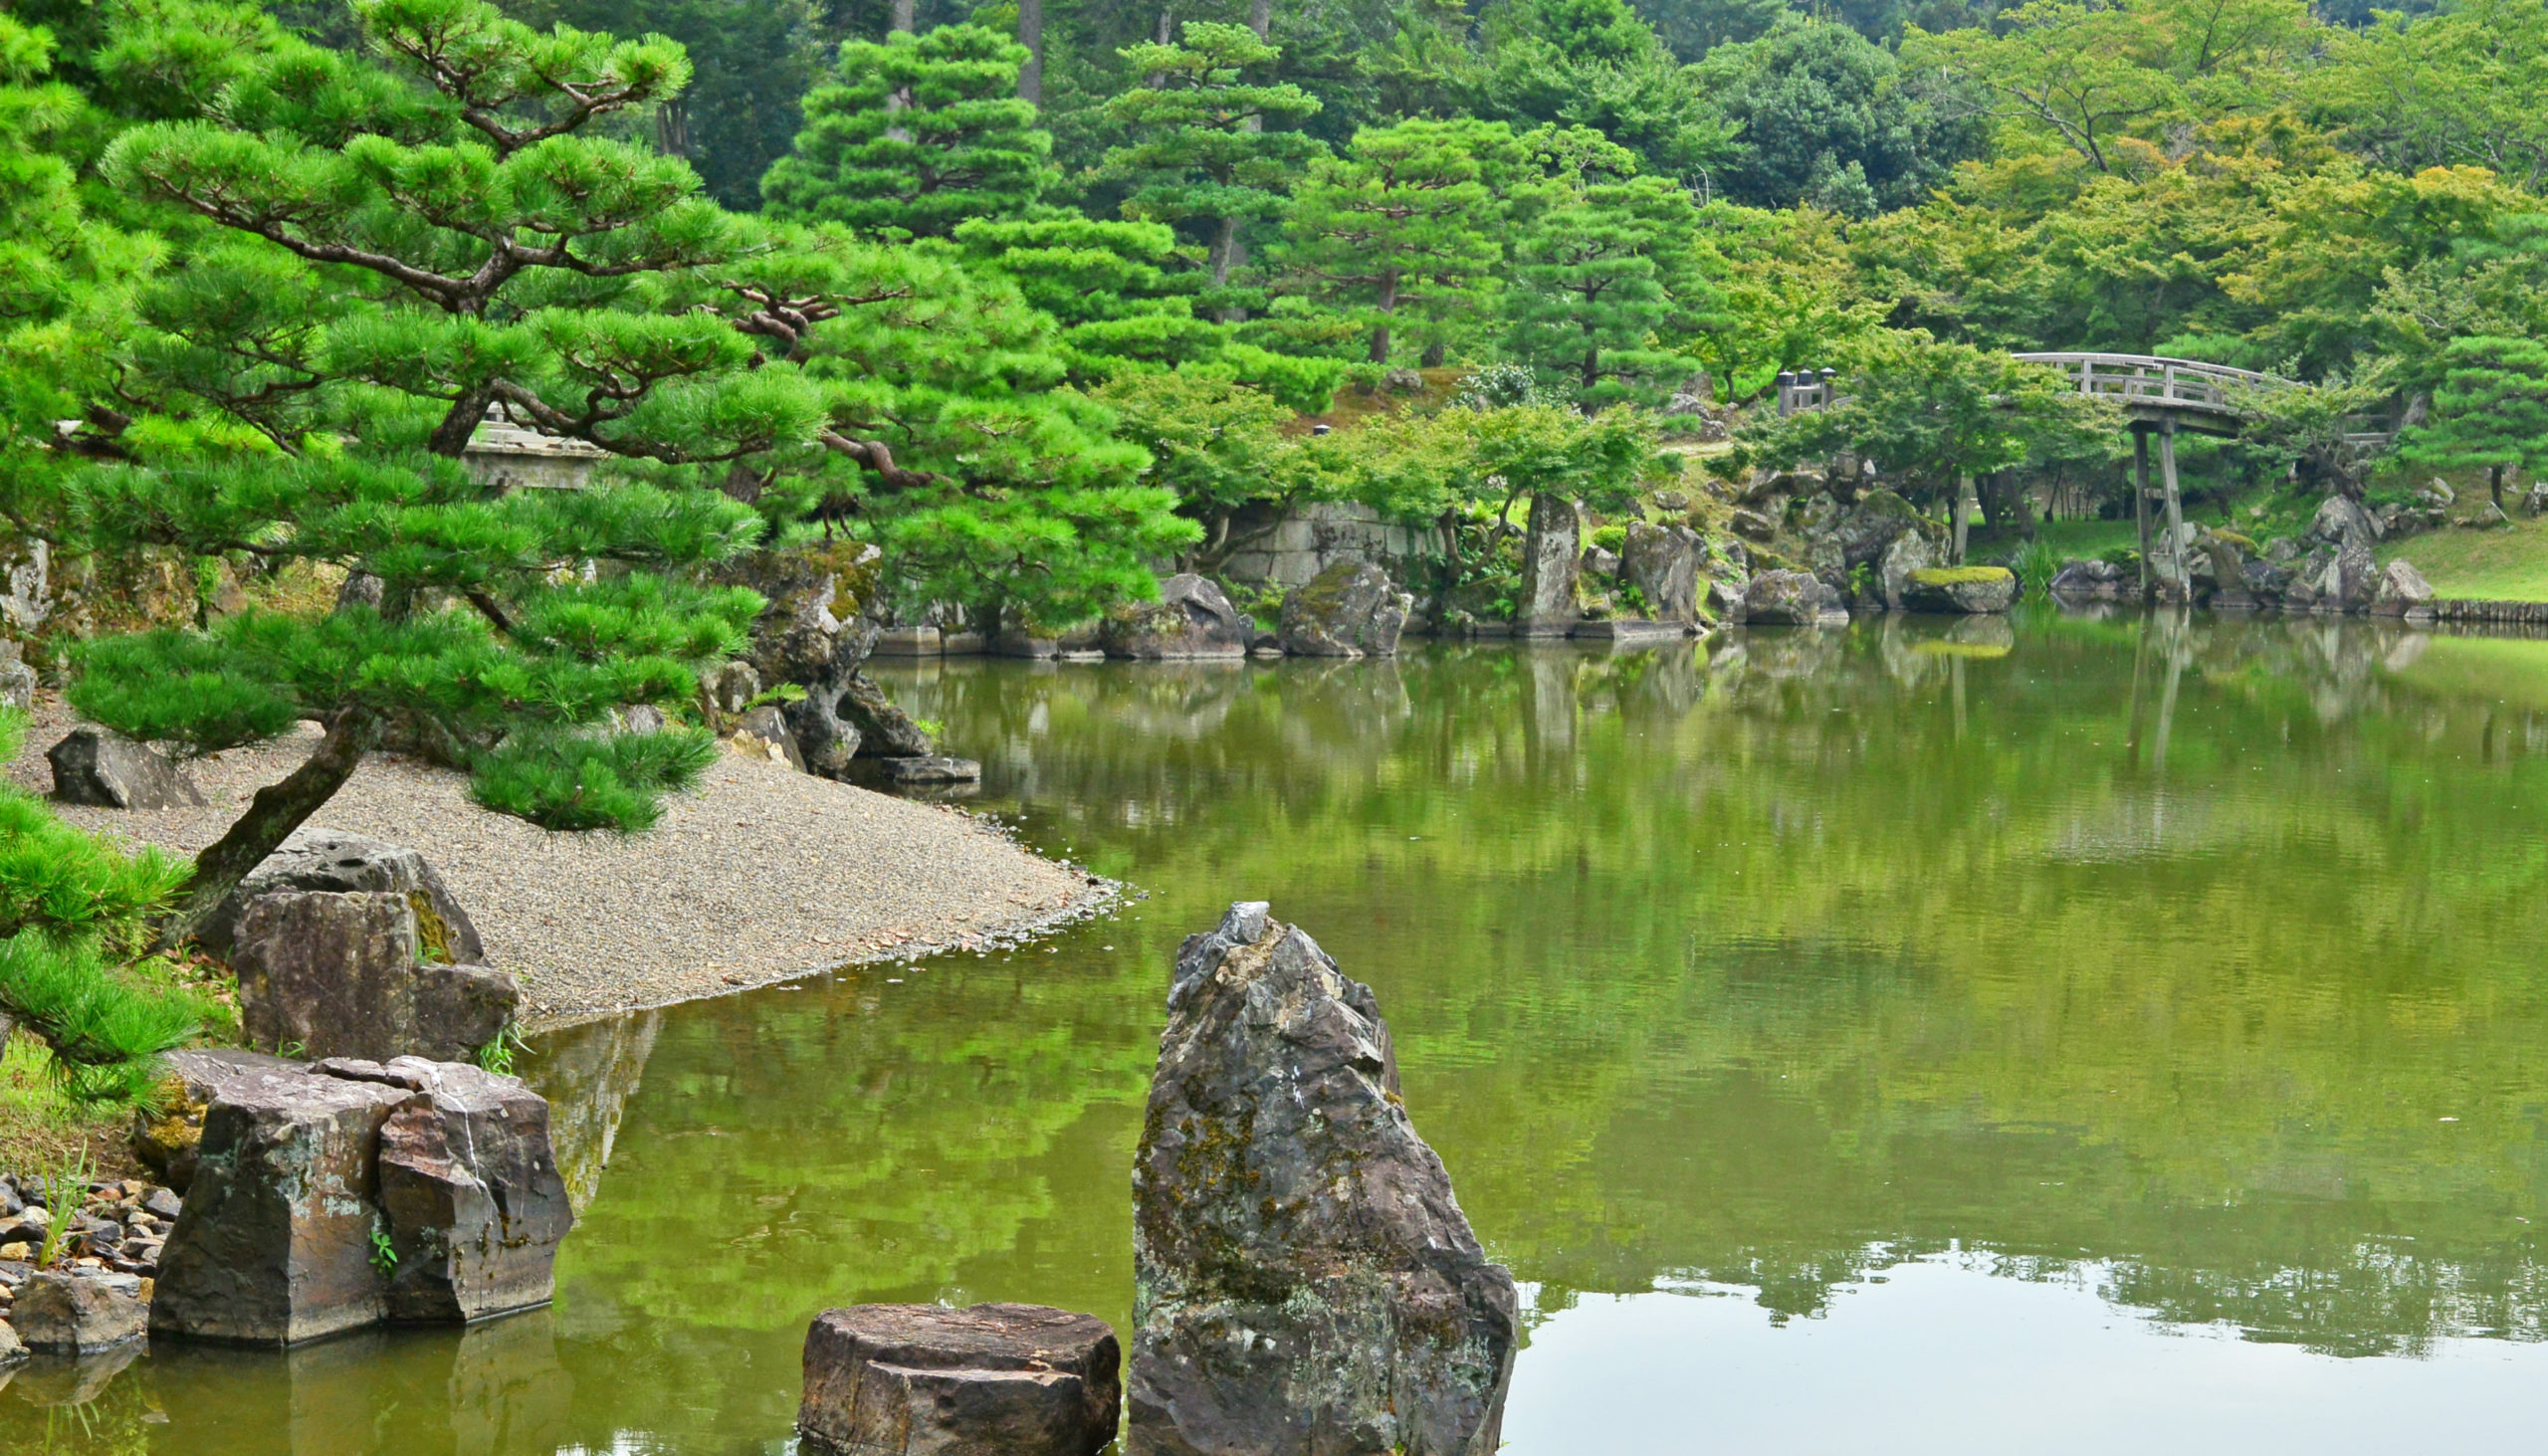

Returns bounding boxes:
[1621,521,1701,623]
[355,1058,575,1324]
[732,705,810,772]
[2526,482,2548,518]
[1516,495,1582,637]
[727,542,883,687]
[1830,488,1927,569]
[1901,567,2017,615]
[2464,503,2512,529]
[132,1047,301,1194]
[0,641,31,713]
[800,1303,1121,1456]
[2370,558,2435,617]
[149,1066,411,1345]
[835,673,935,758]
[2313,541,2380,613]
[152,1058,573,1345]
[143,1187,181,1221]
[1743,569,1849,626]
[0,1315,20,1362]
[1729,508,1779,541]
[2307,495,2382,552]
[783,678,869,778]
[1129,904,1518,1456]
[1580,545,1622,579]
[1878,533,1935,611]
[2047,557,2131,601]
[865,756,983,785]
[1104,574,1251,660]
[203,829,484,966]
[12,1271,145,1352]
[46,729,204,810]
[710,660,761,716]
[227,891,516,1064]
[1279,561,1412,658]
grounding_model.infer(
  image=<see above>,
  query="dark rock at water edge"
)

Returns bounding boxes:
[47,728,205,810]
[150,1056,572,1346]
[1516,494,1583,636]
[1106,574,1252,660]
[799,1302,1121,1456]
[1278,560,1412,658]
[133,1047,300,1193]
[223,890,516,1064]
[1742,569,1849,626]
[1621,520,1702,623]
[201,829,484,966]
[2048,558,2134,601]
[1130,902,1518,1456]
[12,1270,146,1352]
[834,672,936,758]
[858,755,983,786]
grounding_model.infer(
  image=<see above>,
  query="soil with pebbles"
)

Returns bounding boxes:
[7,697,1104,1028]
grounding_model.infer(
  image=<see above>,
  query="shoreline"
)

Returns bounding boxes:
[6,696,1104,1029]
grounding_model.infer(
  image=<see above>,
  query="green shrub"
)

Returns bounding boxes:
[1590,523,1629,554]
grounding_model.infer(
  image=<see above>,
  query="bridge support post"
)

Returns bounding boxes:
[2133,427,2152,597]
[2158,419,2187,596]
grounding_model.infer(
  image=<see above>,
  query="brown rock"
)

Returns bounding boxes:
[799,1302,1121,1456]
[46,729,205,810]
[132,1047,300,1193]
[228,891,515,1063]
[12,1271,146,1352]
[362,1059,576,1323]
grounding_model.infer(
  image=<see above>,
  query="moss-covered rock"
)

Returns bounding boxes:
[1903,565,2017,615]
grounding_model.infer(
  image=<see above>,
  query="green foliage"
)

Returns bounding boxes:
[368,1219,399,1275]
[1093,369,1325,543]
[1696,18,1986,215]
[2397,335,2548,509]
[470,726,722,832]
[2011,535,2062,599]
[761,24,1055,238]
[35,1146,92,1268]
[1504,171,1720,408]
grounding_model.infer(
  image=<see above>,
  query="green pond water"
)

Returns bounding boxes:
[10,609,2548,1453]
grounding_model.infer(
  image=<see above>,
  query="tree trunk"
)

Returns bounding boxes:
[427,384,498,459]
[1211,215,1242,290]
[1249,0,1271,38]
[156,711,371,948]
[1368,271,1398,364]
[890,0,915,32]
[2493,463,2506,512]
[1018,0,1043,104]
[1421,339,1446,368]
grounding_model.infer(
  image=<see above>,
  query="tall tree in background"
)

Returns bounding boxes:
[2397,334,2548,513]
[1101,20,1323,292]
[1276,117,1522,363]
[761,24,1056,237]
[1505,171,1718,407]
[1695,18,1983,214]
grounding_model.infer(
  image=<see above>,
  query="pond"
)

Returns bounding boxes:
[9,609,2548,1453]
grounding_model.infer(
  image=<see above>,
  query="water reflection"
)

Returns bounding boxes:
[8,611,2548,1453]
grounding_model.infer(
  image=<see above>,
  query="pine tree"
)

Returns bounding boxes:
[1276,117,1523,363]
[1101,21,1324,293]
[1503,171,1717,408]
[2398,334,2548,513]
[760,23,1057,239]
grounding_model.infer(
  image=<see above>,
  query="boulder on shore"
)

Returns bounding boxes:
[47,728,205,810]
[1278,560,1412,658]
[202,829,484,965]
[1621,521,1702,623]
[150,1057,572,1346]
[799,1303,1122,1456]
[132,1047,301,1193]
[12,1270,147,1352]
[1516,495,1583,637]
[1901,566,2017,615]
[1104,574,1251,660]
[2047,558,2133,601]
[1129,903,1518,1456]
[2370,558,2436,617]
[730,705,809,772]
[1742,569,1849,626]
[224,891,516,1064]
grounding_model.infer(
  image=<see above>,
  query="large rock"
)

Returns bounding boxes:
[1878,533,1935,611]
[1105,574,1251,660]
[1278,561,1412,658]
[12,1270,147,1352]
[334,1058,575,1324]
[1621,521,1701,623]
[46,728,205,810]
[1742,569,1848,626]
[835,673,935,759]
[202,829,484,966]
[2309,540,2380,613]
[799,1303,1122,1456]
[2048,557,2132,601]
[1830,488,1926,569]
[132,1047,301,1193]
[149,1064,412,1345]
[782,678,869,776]
[1129,904,1518,1456]
[730,705,810,772]
[0,641,32,713]
[2307,495,2382,553]
[1901,566,2017,615]
[226,892,515,1064]
[151,1058,574,1345]
[1516,494,1582,637]
[2370,558,2435,617]
[726,541,884,688]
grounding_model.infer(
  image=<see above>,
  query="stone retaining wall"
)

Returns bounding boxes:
[1215,502,1433,590]
[2431,598,2548,626]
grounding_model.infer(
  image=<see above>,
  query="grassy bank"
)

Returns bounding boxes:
[2382,516,2548,601]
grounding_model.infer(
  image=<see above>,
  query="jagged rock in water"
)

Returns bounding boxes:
[46,728,205,810]
[222,891,515,1064]
[725,541,884,688]
[1129,903,1518,1456]
[1279,561,1412,658]
[201,829,484,966]
[835,673,936,758]
[1516,494,1583,637]
[151,1057,572,1345]
[2308,540,2381,613]
[2371,559,2435,617]
[13,1271,147,1352]
[1902,566,2017,615]
[1742,569,1849,626]
[1106,574,1252,660]
[1830,488,1927,570]
[1622,521,1701,623]
[1878,534,1935,611]
[799,1303,1122,1456]
[783,677,869,777]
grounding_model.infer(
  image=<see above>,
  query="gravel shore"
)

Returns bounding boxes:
[7,698,1102,1028]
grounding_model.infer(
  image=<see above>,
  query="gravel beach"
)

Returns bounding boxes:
[7,697,1102,1027]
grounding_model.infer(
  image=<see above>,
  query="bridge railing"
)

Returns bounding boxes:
[2010,352,2278,415]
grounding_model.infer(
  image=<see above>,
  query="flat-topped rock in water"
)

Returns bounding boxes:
[1129,903,1518,1456]
[1902,566,2017,615]
[799,1302,1121,1456]
[47,728,204,810]
[12,1270,146,1352]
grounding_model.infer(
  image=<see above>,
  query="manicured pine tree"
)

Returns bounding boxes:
[1276,117,1524,364]
[1101,21,1324,294]
[760,23,1057,239]
[1503,170,1717,408]
[2398,334,2548,513]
